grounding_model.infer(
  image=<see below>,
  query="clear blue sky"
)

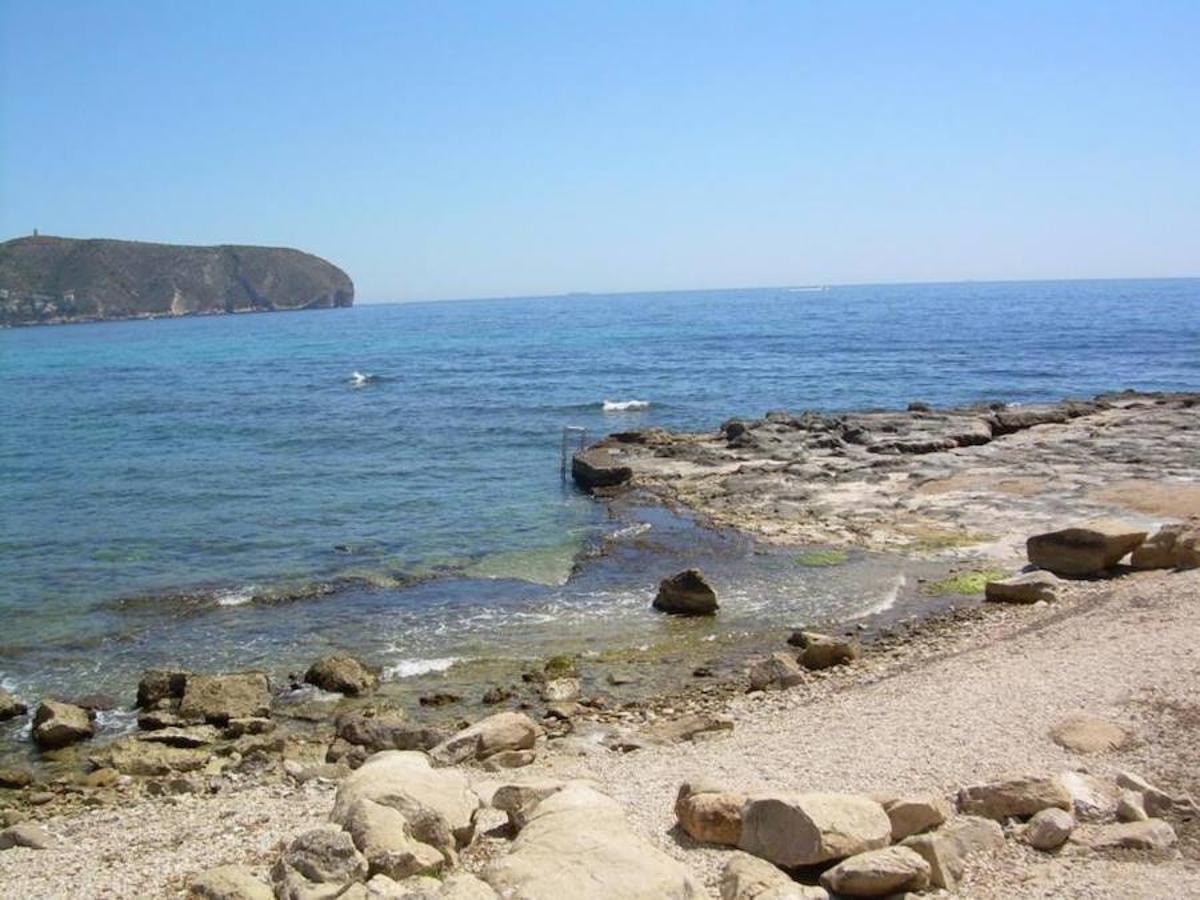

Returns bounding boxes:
[1,2,1196,301]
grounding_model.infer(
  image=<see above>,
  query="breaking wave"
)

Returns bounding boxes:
[383,657,460,680]
[602,399,650,412]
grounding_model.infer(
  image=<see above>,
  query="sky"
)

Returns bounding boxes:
[1,2,1197,302]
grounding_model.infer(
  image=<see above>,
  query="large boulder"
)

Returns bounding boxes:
[32,699,94,749]
[792,632,860,670]
[178,672,270,724]
[0,688,27,721]
[136,669,190,708]
[571,446,634,492]
[984,570,1064,604]
[337,710,447,754]
[738,793,891,867]
[483,784,709,899]
[1026,519,1148,576]
[819,846,931,897]
[748,653,804,692]
[719,852,828,899]
[653,569,719,616]
[271,827,368,899]
[305,655,380,696]
[956,775,1072,820]
[1131,519,1200,570]
[900,816,1003,891]
[340,798,445,880]
[188,865,274,900]
[675,781,746,846]
[429,712,541,766]
[331,751,480,858]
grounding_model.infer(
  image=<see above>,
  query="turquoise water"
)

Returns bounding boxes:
[1,279,1198,704]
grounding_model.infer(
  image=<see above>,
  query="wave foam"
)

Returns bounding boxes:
[350,371,381,386]
[215,587,255,607]
[383,657,460,680]
[856,572,907,618]
[602,399,650,412]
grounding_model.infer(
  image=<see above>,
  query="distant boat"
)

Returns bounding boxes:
[785,286,829,293]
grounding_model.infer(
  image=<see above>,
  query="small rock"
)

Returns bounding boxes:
[880,794,951,841]
[338,710,447,754]
[748,653,805,691]
[643,713,734,744]
[271,827,369,893]
[540,678,581,703]
[0,823,56,850]
[1058,771,1120,822]
[653,569,719,616]
[1115,771,1179,817]
[1117,790,1149,822]
[481,750,537,771]
[419,693,463,708]
[429,712,541,766]
[957,775,1072,820]
[32,699,95,749]
[1073,818,1177,851]
[136,669,190,708]
[481,686,515,705]
[0,688,27,721]
[188,864,274,900]
[984,570,1064,604]
[793,632,860,670]
[1026,518,1148,576]
[901,816,1003,891]
[820,846,931,897]
[305,655,380,696]
[491,779,571,831]
[1024,807,1075,851]
[720,850,828,899]
[675,781,746,846]
[1050,713,1129,753]
[1130,518,1200,570]
[0,768,34,789]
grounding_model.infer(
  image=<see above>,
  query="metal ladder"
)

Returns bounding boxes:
[560,425,588,479]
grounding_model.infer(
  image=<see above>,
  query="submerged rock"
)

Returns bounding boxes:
[1026,519,1148,576]
[653,569,719,616]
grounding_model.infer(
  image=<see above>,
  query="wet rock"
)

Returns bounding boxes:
[819,846,931,897]
[90,736,209,776]
[644,713,734,744]
[138,724,220,748]
[956,775,1072,820]
[136,669,191,708]
[271,827,368,897]
[0,822,56,850]
[331,751,480,857]
[1130,518,1200,570]
[571,445,634,492]
[793,632,860,670]
[1050,713,1129,753]
[223,717,275,739]
[1026,519,1148,576]
[483,784,707,899]
[429,712,541,766]
[419,693,463,708]
[900,816,1003,891]
[305,655,380,696]
[879,794,951,841]
[32,699,95,749]
[341,797,446,880]
[984,570,1064,604]
[748,653,804,691]
[0,688,28,721]
[338,710,447,754]
[675,781,745,846]
[178,672,270,724]
[720,851,827,899]
[1073,819,1177,851]
[653,569,719,616]
[1023,807,1075,850]
[188,864,274,900]
[481,686,515,705]
[540,678,581,703]
[738,793,891,867]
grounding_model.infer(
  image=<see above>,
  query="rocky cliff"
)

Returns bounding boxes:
[0,235,354,326]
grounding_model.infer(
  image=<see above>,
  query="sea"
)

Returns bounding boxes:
[1,279,1198,719]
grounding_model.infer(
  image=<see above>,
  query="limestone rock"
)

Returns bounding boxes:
[188,865,274,900]
[331,751,480,857]
[900,816,1003,890]
[338,710,447,754]
[438,874,499,899]
[179,672,270,724]
[1073,819,1177,851]
[430,712,541,766]
[984,570,1064,604]
[0,687,27,721]
[1050,713,1129,753]
[748,653,804,691]
[0,767,33,789]
[0,823,56,850]
[491,779,573,831]
[481,750,537,771]
[738,793,891,867]
[1117,791,1149,822]
[793,632,860,670]
[1026,519,1147,576]
[720,851,828,899]
[305,655,380,696]
[1024,807,1075,850]
[1058,771,1120,822]
[540,678,580,703]
[139,724,220,748]
[819,846,931,897]
[644,713,734,744]
[483,784,708,899]
[32,699,95,749]
[341,797,445,880]
[136,669,190,708]
[571,446,634,492]
[272,827,368,898]
[675,782,746,846]
[1130,518,1200,570]
[654,569,719,616]
[880,794,951,841]
[956,775,1072,820]
[90,736,209,776]
[1115,771,1181,817]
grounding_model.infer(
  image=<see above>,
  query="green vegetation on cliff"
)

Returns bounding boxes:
[0,235,353,326]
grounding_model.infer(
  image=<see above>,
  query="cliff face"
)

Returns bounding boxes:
[0,236,354,326]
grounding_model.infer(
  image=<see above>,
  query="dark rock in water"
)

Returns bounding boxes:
[64,693,118,712]
[0,688,27,721]
[908,401,932,412]
[419,692,463,708]
[304,654,380,696]
[136,670,191,709]
[482,686,516,705]
[0,235,353,326]
[571,445,634,492]
[653,569,719,616]
[32,700,95,749]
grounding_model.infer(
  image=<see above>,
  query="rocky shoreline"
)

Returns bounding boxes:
[1,390,1197,897]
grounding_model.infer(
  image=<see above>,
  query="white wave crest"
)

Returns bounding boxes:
[608,522,652,541]
[602,399,650,412]
[383,657,459,680]
[857,572,907,618]
[215,587,255,607]
[350,371,379,386]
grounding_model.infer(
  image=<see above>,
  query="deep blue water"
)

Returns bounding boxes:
[1,279,1198,703]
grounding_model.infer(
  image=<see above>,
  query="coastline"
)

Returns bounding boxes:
[1,388,1197,897]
